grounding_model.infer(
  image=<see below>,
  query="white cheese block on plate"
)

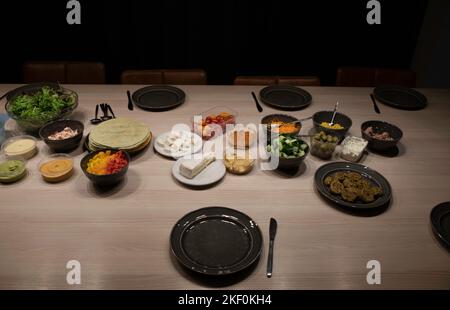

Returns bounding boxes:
[179,153,216,179]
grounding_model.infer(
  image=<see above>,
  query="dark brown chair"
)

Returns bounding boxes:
[23,62,66,83]
[121,70,163,84]
[278,76,321,86]
[23,61,106,84]
[234,76,278,86]
[336,67,376,87]
[163,69,207,85]
[234,76,321,86]
[66,62,106,84]
[121,69,207,85]
[375,68,416,88]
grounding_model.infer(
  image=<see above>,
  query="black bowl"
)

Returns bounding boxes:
[313,111,352,139]
[361,120,403,152]
[261,114,301,143]
[80,149,130,186]
[39,120,84,152]
[261,114,302,134]
[269,137,310,170]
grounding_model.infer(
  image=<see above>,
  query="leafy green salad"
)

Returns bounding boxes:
[8,86,76,123]
[267,134,308,159]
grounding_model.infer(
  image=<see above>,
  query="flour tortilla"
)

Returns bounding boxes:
[89,118,150,149]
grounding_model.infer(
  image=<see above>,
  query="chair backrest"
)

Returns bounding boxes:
[23,61,106,84]
[23,62,66,84]
[234,76,278,85]
[336,67,376,87]
[234,76,321,86]
[163,69,207,85]
[278,76,321,86]
[121,70,163,84]
[121,69,207,85]
[66,62,106,84]
[374,68,416,88]
[336,67,416,87]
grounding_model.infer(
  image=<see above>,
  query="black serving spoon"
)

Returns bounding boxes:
[90,104,102,125]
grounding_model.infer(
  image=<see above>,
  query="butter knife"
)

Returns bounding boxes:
[266,218,278,278]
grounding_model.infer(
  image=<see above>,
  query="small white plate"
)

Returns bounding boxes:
[154,131,202,159]
[172,157,226,187]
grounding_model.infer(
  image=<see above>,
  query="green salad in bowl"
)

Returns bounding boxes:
[6,86,78,131]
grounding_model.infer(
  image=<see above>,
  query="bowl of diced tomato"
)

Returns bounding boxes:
[192,106,237,140]
[80,149,130,186]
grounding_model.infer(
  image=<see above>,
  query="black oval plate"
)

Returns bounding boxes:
[170,207,263,276]
[315,162,392,210]
[259,85,312,111]
[430,202,450,249]
[374,86,427,111]
[132,85,185,111]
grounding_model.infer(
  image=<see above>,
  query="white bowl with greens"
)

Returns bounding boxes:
[5,85,78,132]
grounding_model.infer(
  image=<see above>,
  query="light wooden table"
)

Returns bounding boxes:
[1,84,449,290]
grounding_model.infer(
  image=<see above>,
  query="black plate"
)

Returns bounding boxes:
[430,202,450,249]
[3,82,60,101]
[132,85,185,111]
[374,86,427,111]
[170,207,263,276]
[259,85,312,111]
[315,162,392,210]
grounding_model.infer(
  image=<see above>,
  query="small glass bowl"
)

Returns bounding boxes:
[1,135,38,160]
[192,106,238,140]
[0,154,27,184]
[38,153,74,183]
[310,133,338,160]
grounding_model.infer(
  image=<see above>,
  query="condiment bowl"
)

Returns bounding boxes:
[269,137,310,170]
[313,111,352,139]
[0,154,27,184]
[361,120,403,152]
[80,149,130,186]
[39,120,84,152]
[38,153,74,183]
[261,114,302,137]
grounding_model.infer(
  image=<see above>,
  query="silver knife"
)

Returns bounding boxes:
[266,218,278,278]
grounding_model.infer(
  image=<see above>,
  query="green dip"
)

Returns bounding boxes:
[0,160,26,183]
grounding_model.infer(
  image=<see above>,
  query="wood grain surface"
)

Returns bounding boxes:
[0,84,449,289]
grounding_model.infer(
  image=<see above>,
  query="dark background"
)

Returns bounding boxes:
[0,0,430,85]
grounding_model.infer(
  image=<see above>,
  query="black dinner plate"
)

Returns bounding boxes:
[3,82,60,101]
[315,162,392,210]
[132,85,185,111]
[259,85,312,111]
[430,202,450,249]
[170,207,263,276]
[373,86,427,110]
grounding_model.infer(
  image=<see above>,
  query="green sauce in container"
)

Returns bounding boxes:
[0,159,26,183]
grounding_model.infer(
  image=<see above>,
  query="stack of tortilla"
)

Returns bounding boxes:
[88,118,152,154]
